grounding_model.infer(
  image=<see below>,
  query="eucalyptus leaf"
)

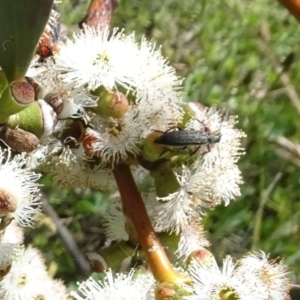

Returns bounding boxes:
[0,0,54,82]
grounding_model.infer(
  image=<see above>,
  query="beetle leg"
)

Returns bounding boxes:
[201,144,211,155]
[190,146,201,156]
[154,126,182,134]
[178,146,187,152]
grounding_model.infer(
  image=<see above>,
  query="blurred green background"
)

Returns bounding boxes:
[29,0,300,293]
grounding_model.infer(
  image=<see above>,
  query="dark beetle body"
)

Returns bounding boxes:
[155,130,221,146]
[154,127,221,155]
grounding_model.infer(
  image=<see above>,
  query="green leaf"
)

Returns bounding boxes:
[0,71,8,95]
[0,0,54,82]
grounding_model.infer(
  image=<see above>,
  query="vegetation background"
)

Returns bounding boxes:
[28,0,300,295]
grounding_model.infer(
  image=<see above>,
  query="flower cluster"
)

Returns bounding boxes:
[0,149,61,298]
[0,148,41,227]
[71,251,293,300]
[27,25,245,246]
[21,21,294,299]
[0,3,295,298]
[186,251,293,300]
[0,246,69,300]
[71,269,154,300]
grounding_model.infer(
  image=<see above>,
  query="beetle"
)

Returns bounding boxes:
[154,126,221,155]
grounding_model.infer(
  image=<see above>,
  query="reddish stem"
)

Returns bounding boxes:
[278,0,300,20]
[113,164,189,284]
[79,0,118,29]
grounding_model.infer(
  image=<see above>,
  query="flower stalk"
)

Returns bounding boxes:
[79,0,119,29]
[113,163,190,285]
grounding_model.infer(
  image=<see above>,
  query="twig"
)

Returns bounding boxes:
[79,0,119,29]
[252,172,282,250]
[256,38,300,116]
[275,136,300,167]
[113,164,190,285]
[41,193,91,277]
[278,0,300,21]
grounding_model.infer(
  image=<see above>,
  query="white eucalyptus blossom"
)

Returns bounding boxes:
[0,220,24,244]
[54,26,183,99]
[26,136,63,171]
[43,146,117,191]
[28,62,97,120]
[87,99,182,165]
[71,269,155,300]
[237,251,293,300]
[185,252,293,300]
[186,256,251,300]
[180,105,245,206]
[28,25,184,168]
[0,246,69,300]
[29,136,119,191]
[0,246,49,300]
[103,195,128,242]
[147,165,211,234]
[88,110,143,164]
[0,244,20,271]
[148,168,201,234]
[176,225,210,258]
[143,105,245,238]
[0,149,41,227]
[186,104,246,165]
[191,161,244,206]
[54,27,140,91]
[32,279,70,300]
